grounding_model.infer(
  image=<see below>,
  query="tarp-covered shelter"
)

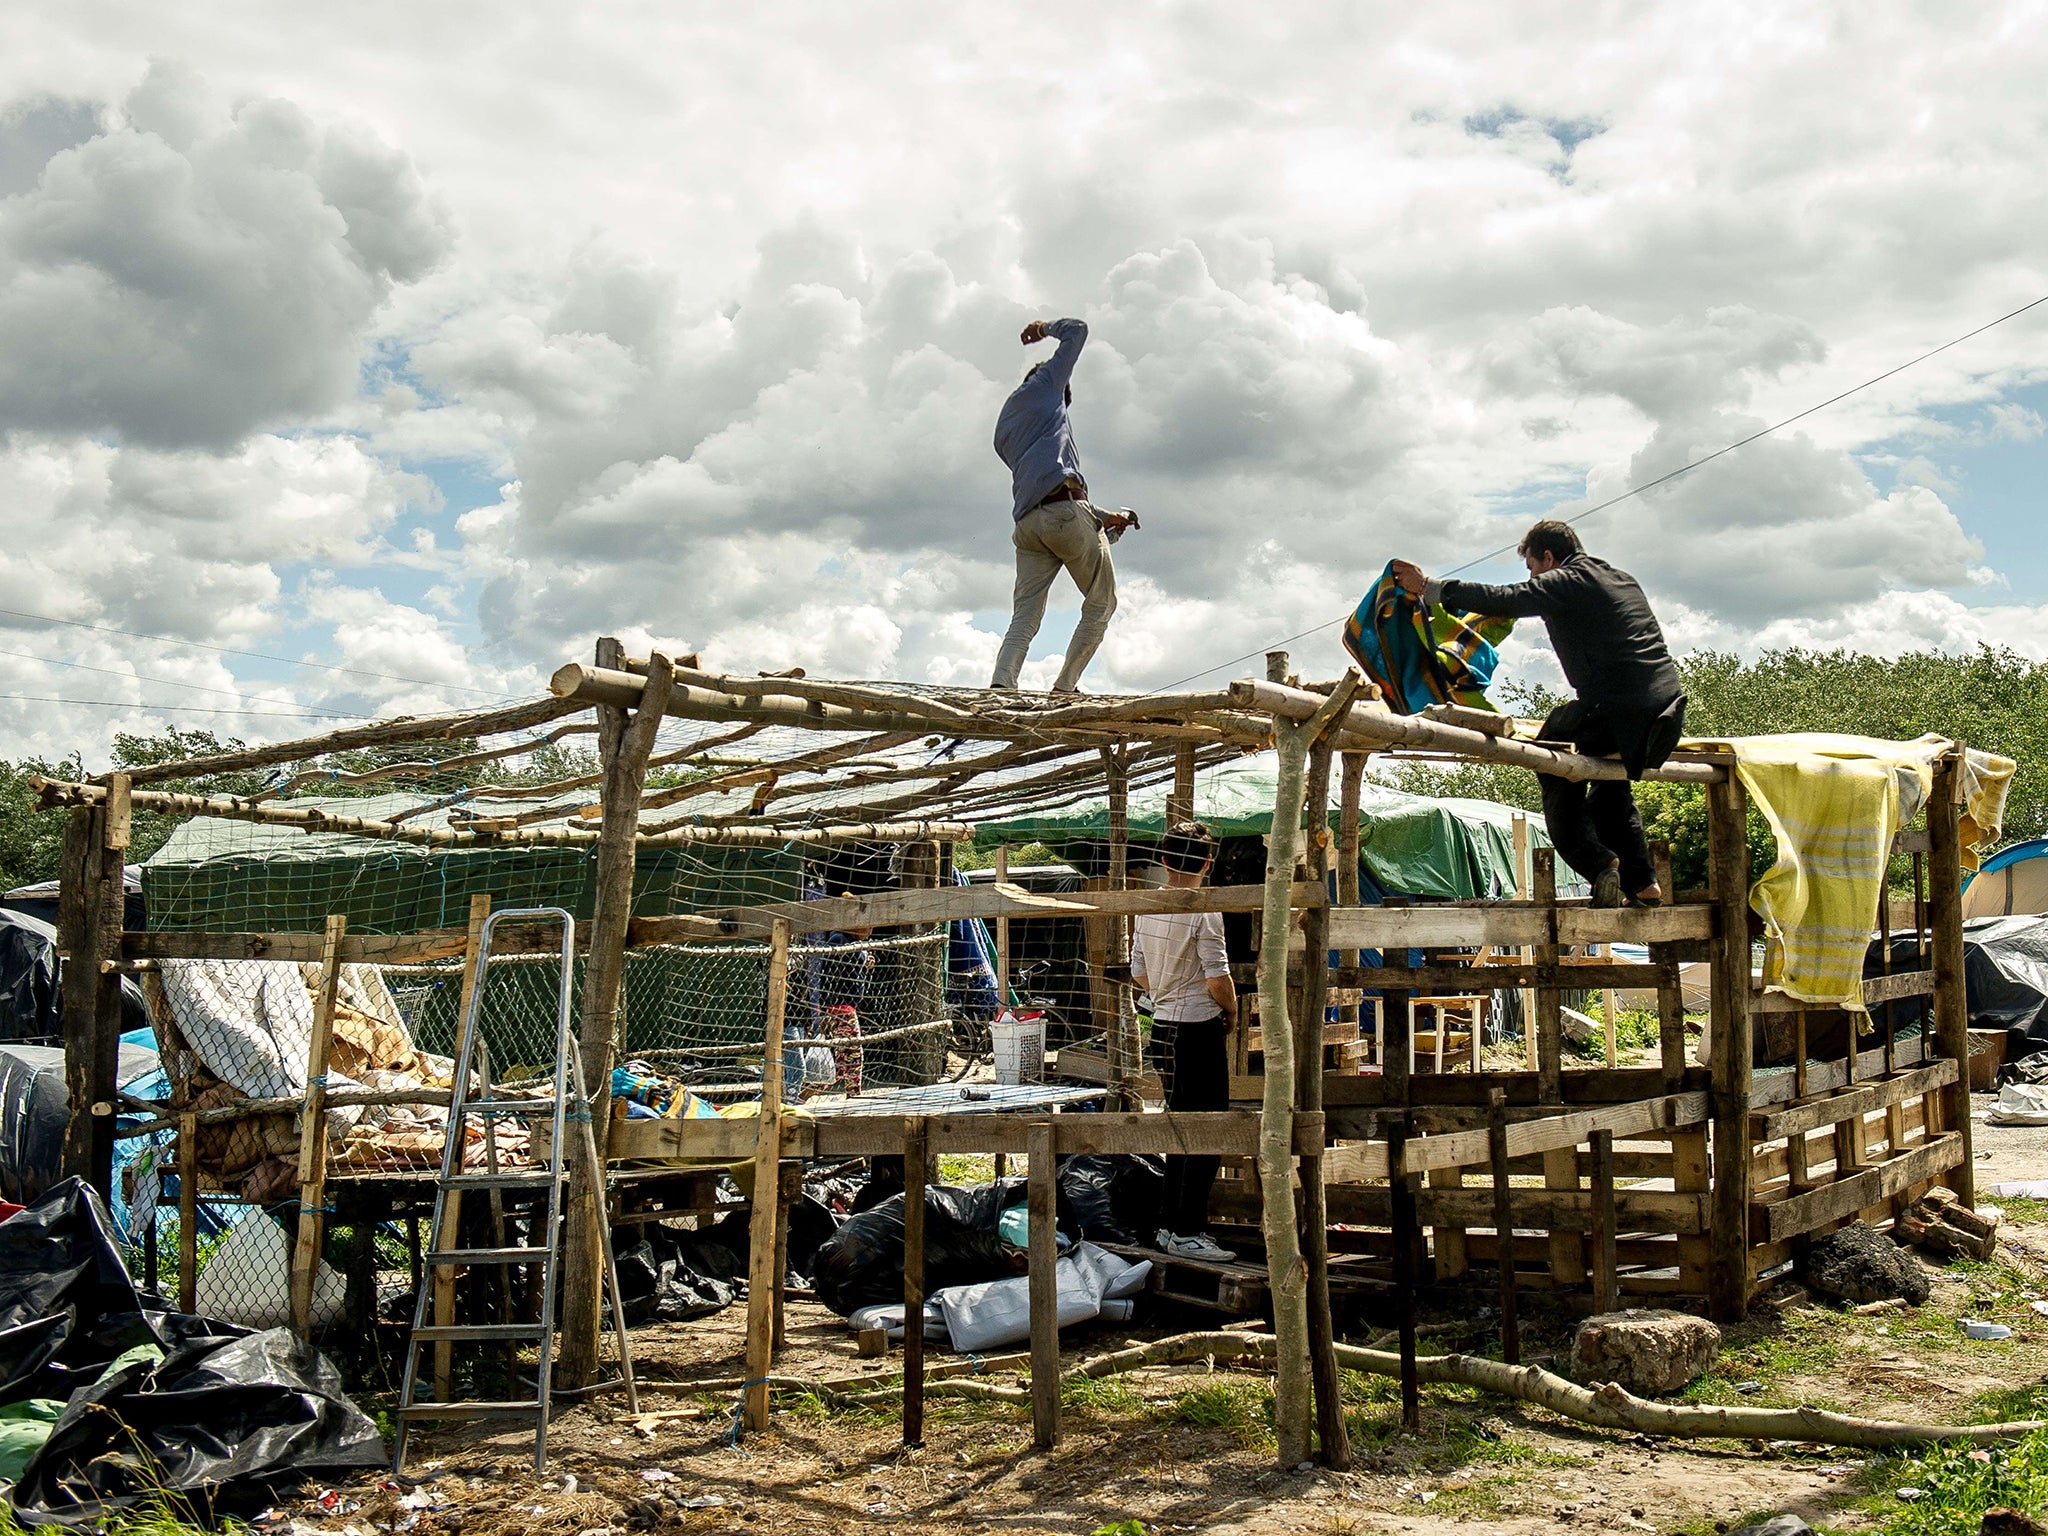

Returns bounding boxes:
[1965,838,2048,919]
[973,754,1550,901]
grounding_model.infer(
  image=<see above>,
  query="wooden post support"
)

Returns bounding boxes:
[1705,765,1754,1321]
[1590,1129,1618,1314]
[433,898,490,1396]
[1513,813,1537,1070]
[993,843,1011,1008]
[60,787,125,1195]
[1387,1114,1421,1433]
[561,642,677,1386]
[1336,752,1365,1030]
[1297,737,1350,1470]
[1257,680,1314,1470]
[902,1115,929,1447]
[1657,959,1686,1092]
[1102,747,1139,1107]
[1028,1119,1059,1450]
[773,1163,800,1349]
[178,1109,198,1315]
[1532,848,1581,1284]
[1926,750,1974,1206]
[290,915,348,1342]
[1169,742,1198,826]
[743,917,793,1435]
[1486,1088,1519,1365]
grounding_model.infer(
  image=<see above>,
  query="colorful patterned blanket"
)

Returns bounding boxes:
[1342,562,1515,714]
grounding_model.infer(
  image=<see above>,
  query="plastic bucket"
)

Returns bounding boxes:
[990,1015,1045,1086]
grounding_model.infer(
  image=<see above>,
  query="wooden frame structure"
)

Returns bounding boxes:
[40,643,1978,1466]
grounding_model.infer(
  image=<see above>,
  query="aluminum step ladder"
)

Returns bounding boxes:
[392,907,638,1473]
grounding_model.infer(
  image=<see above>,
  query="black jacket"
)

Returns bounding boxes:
[1439,553,1681,713]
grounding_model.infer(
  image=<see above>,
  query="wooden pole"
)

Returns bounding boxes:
[1336,752,1365,1031]
[993,843,1011,1008]
[435,898,490,1396]
[1590,1129,1618,1314]
[1387,1114,1421,1433]
[1487,1087,1519,1364]
[1513,814,1536,1070]
[1028,1119,1059,1450]
[1705,766,1753,1321]
[1297,737,1350,1470]
[178,1109,197,1314]
[290,915,348,1342]
[1169,742,1198,826]
[561,643,676,1386]
[1532,848,1581,1285]
[1103,748,1138,1107]
[1926,750,1975,1207]
[60,782,125,1194]
[743,917,793,1435]
[903,1115,929,1447]
[1256,675,1313,1469]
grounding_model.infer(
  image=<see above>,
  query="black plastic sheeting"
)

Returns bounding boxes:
[0,911,150,1046]
[0,1178,382,1526]
[0,1043,159,1208]
[1868,913,2048,1049]
[613,1187,843,1324]
[808,1158,1171,1318]
[811,1180,1028,1317]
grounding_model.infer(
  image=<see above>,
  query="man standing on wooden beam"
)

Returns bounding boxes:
[1129,821,1239,1261]
[989,317,1138,692]
[1392,520,1686,908]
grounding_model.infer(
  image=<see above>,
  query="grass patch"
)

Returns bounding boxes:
[1971,1380,2048,1425]
[938,1153,998,1185]
[1158,1378,1274,1445]
[1063,1376,1145,1416]
[1856,1428,2048,1534]
[1562,1007,1662,1062]
[1681,1313,1845,1407]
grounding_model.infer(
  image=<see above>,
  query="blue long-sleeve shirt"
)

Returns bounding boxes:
[994,318,1089,520]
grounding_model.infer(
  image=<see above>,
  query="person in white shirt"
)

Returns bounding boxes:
[1128,822,1239,1262]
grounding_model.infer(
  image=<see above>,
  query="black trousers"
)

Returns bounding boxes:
[1536,696,1685,895]
[1161,1014,1229,1235]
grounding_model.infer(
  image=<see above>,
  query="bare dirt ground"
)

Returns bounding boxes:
[310,1111,2048,1536]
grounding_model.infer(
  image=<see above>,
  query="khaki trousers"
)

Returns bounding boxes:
[989,501,1118,691]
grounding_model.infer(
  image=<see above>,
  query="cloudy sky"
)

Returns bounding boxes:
[1,3,2044,763]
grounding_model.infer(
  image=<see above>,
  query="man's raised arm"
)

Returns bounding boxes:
[1020,317,1088,391]
[1392,560,1559,619]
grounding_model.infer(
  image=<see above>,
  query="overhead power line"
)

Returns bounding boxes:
[0,606,514,699]
[0,645,334,713]
[1152,290,2048,693]
[0,691,371,722]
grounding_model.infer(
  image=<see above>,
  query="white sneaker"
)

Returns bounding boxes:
[1159,1232,1236,1263]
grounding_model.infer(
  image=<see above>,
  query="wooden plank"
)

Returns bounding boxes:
[1487,1089,1520,1363]
[291,915,348,1342]
[742,917,792,1434]
[1590,1130,1618,1313]
[716,880,1326,935]
[1335,961,1668,991]
[1750,1060,1959,1142]
[1704,766,1752,1321]
[1751,970,1936,1014]
[1749,1035,1926,1107]
[1762,1132,1967,1243]
[1297,1063,1711,1109]
[902,1116,927,1448]
[1291,1183,1711,1235]
[1029,1120,1059,1449]
[117,912,749,967]
[1927,753,1974,1207]
[1671,1125,1711,1295]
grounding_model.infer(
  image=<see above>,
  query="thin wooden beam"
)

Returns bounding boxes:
[903,1115,929,1447]
[1028,1120,1059,1449]
[743,917,793,1435]
[1487,1088,1519,1364]
[291,915,347,1342]
[1589,1129,1618,1314]
[1705,765,1753,1321]
[434,899,489,1396]
[1926,750,1975,1207]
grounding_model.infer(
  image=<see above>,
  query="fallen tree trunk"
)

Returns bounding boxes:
[810,1329,2048,1448]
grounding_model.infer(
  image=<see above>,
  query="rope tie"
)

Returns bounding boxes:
[722,1378,772,1446]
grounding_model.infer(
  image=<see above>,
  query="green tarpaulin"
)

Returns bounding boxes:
[972,754,1550,901]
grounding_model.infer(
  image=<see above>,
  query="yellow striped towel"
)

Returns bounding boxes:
[1718,734,2013,1012]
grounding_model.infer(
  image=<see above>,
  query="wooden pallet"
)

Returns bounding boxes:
[1099,1240,1271,1314]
